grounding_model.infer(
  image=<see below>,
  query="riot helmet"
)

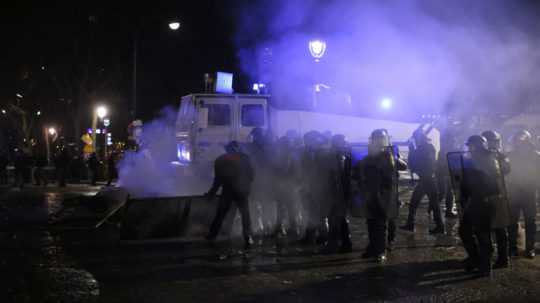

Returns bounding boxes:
[225,141,241,153]
[369,129,390,154]
[331,134,347,150]
[511,129,533,150]
[303,130,320,149]
[481,130,502,151]
[465,135,488,152]
[249,127,266,145]
[285,129,302,148]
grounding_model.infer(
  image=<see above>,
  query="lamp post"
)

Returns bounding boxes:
[45,127,56,165]
[92,105,107,153]
[132,20,181,120]
[309,39,327,62]
[309,39,326,108]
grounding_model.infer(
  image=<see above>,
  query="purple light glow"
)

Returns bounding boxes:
[381,98,393,110]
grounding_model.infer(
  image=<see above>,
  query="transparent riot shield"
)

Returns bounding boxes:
[446,151,470,218]
[491,151,512,228]
[349,145,400,218]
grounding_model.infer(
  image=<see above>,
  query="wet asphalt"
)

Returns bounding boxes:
[0,184,539,303]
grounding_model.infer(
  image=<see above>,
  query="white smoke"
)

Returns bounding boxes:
[117,107,209,198]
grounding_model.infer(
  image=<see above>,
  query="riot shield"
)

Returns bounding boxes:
[386,145,401,219]
[350,144,369,217]
[491,151,512,229]
[446,151,470,218]
[349,145,400,218]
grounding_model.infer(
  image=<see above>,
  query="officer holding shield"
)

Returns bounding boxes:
[458,135,505,276]
[354,129,407,262]
[481,130,511,268]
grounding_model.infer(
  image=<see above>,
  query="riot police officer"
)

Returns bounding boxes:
[246,127,275,236]
[206,141,255,249]
[355,129,407,262]
[401,129,445,234]
[271,136,301,237]
[299,130,328,244]
[507,130,540,259]
[459,135,504,275]
[482,130,511,268]
[321,134,353,253]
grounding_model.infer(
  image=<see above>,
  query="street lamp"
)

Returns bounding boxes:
[309,39,327,62]
[96,106,108,119]
[45,127,57,165]
[309,39,327,108]
[168,21,181,31]
[92,105,108,153]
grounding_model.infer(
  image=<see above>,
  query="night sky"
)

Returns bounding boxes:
[0,1,251,141]
[2,0,540,143]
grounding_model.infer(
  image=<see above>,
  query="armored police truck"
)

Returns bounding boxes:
[175,93,438,169]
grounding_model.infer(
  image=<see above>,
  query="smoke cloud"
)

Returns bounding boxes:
[117,107,210,198]
[234,0,540,120]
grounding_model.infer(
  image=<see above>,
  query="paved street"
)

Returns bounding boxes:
[0,184,539,303]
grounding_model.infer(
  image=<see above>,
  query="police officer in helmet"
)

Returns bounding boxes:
[354,129,407,262]
[321,134,353,253]
[401,128,445,234]
[459,135,503,275]
[507,130,540,259]
[481,130,511,268]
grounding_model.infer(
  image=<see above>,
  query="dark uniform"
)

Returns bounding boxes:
[459,135,505,275]
[355,129,407,262]
[507,130,540,259]
[321,134,353,253]
[482,130,512,268]
[206,141,255,249]
[401,129,444,234]
[271,136,301,237]
[246,127,275,236]
[299,131,329,244]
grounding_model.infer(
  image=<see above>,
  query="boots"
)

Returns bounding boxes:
[429,224,445,235]
[399,222,415,232]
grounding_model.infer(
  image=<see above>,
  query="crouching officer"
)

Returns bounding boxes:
[482,130,512,268]
[354,129,407,262]
[205,141,255,249]
[459,135,505,276]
